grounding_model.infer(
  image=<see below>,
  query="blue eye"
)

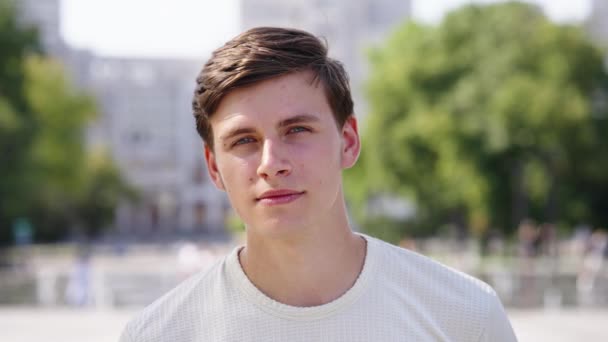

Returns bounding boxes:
[289,126,309,134]
[234,137,255,146]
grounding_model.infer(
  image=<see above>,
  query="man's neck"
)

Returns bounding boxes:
[238,220,366,307]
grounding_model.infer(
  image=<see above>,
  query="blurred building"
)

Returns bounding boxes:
[16,0,227,238]
[587,0,608,48]
[240,0,412,121]
[84,57,227,236]
[17,0,67,57]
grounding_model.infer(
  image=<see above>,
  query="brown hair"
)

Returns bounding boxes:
[192,27,354,149]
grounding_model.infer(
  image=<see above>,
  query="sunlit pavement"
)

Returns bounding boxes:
[0,307,607,341]
[509,309,608,341]
[0,308,134,342]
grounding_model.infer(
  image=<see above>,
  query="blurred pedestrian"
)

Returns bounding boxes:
[516,219,539,307]
[517,219,539,258]
[577,228,607,305]
[65,247,92,307]
[537,223,557,258]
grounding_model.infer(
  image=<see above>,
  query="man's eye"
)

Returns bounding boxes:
[234,137,255,146]
[288,126,309,134]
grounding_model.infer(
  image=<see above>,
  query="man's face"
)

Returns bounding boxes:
[204,70,360,238]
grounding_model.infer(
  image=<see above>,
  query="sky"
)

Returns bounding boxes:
[60,0,592,58]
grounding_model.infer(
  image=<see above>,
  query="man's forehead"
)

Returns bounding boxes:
[217,70,323,106]
[215,111,322,132]
[212,78,327,123]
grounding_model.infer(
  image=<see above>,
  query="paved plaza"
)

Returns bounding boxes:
[0,307,606,341]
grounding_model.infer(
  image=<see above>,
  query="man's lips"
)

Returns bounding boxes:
[256,189,305,205]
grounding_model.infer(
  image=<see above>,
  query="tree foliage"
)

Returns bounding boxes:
[0,0,40,231]
[0,1,134,244]
[348,2,608,240]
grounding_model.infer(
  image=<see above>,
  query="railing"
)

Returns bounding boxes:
[1,239,606,309]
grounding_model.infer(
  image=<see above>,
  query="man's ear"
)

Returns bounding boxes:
[204,144,225,191]
[340,116,361,169]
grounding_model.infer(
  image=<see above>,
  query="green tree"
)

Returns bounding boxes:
[0,1,134,243]
[348,2,608,241]
[22,56,135,241]
[0,0,40,238]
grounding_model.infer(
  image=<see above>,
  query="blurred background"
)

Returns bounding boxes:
[0,0,607,341]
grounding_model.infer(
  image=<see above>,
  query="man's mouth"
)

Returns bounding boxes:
[256,189,305,205]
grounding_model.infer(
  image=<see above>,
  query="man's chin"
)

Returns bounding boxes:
[248,218,312,240]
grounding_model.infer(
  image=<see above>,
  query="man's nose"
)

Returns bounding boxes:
[256,139,292,179]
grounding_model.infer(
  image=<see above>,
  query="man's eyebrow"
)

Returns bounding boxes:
[278,114,320,128]
[220,127,256,142]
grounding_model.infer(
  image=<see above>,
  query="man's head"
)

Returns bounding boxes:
[192,27,354,150]
[194,27,360,238]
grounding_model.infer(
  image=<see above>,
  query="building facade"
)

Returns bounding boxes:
[587,0,608,48]
[16,0,228,238]
[85,57,227,236]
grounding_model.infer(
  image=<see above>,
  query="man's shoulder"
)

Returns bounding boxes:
[370,236,500,317]
[368,235,515,340]
[120,254,229,342]
[371,235,495,297]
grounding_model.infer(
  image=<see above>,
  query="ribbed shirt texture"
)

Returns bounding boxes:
[120,234,517,341]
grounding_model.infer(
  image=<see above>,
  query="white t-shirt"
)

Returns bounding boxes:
[120,234,517,341]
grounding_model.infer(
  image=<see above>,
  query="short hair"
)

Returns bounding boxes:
[192,27,354,149]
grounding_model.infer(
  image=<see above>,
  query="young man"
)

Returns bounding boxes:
[120,27,517,341]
